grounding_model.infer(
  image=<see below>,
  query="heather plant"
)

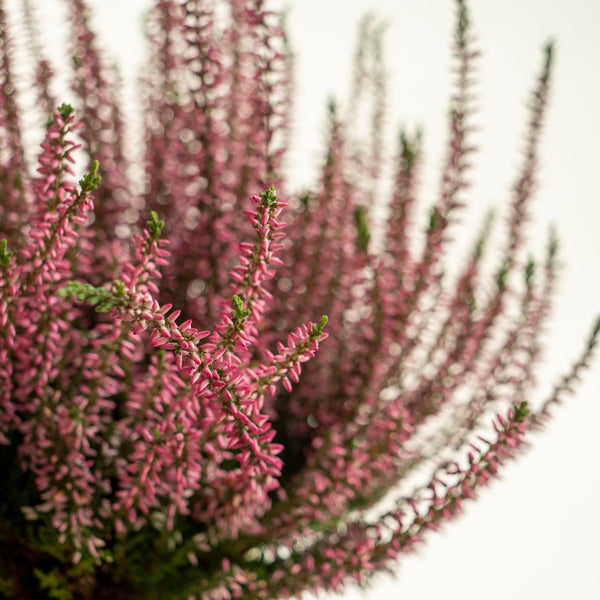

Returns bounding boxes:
[0,0,598,599]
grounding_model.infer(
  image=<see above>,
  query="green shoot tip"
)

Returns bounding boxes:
[57,103,74,119]
[79,160,101,192]
[311,315,328,337]
[513,401,529,423]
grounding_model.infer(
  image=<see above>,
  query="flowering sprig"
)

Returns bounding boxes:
[58,184,328,542]
[1,0,599,598]
[253,315,328,396]
[222,187,287,348]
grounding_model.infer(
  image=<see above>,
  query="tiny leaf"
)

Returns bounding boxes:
[57,103,74,119]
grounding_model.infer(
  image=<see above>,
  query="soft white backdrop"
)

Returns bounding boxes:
[20,1,600,598]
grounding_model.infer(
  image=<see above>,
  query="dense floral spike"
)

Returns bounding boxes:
[68,0,132,275]
[0,0,598,599]
[142,0,291,327]
[21,0,56,117]
[347,13,388,207]
[0,0,26,245]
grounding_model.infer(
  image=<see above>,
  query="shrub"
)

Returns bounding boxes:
[0,0,597,599]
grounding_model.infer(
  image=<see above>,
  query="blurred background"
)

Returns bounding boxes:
[21,0,600,598]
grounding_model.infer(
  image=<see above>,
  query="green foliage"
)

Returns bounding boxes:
[58,280,125,312]
[455,0,469,48]
[327,97,338,117]
[542,41,554,84]
[496,259,510,291]
[299,192,311,208]
[473,209,495,261]
[354,205,370,252]
[428,206,444,232]
[57,103,74,119]
[78,160,101,193]
[525,257,536,285]
[310,315,328,337]
[399,128,422,171]
[34,568,72,600]
[259,186,278,210]
[147,210,165,240]
[513,401,529,423]
[587,316,600,351]
[547,224,559,260]
[0,239,12,269]
[231,294,251,328]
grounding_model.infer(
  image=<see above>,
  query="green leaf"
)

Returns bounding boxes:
[57,103,74,119]
[525,257,536,285]
[231,295,251,328]
[354,205,370,252]
[399,127,422,171]
[58,281,118,312]
[0,239,13,269]
[587,315,600,351]
[300,192,311,208]
[496,259,510,291]
[147,210,165,240]
[543,40,554,81]
[34,567,72,600]
[327,97,338,117]
[259,187,278,211]
[428,206,444,232]
[79,160,101,193]
[310,315,328,337]
[513,401,529,423]
[547,225,559,260]
[113,279,126,298]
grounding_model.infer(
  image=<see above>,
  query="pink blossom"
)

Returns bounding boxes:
[0,1,598,599]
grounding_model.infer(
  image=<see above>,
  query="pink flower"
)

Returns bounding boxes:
[0,1,598,599]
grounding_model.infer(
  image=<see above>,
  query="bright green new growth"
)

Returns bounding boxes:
[259,186,278,210]
[354,205,370,252]
[147,210,165,240]
[513,401,529,423]
[231,294,252,328]
[79,160,101,193]
[57,102,75,119]
[0,239,13,269]
[310,315,328,337]
[58,280,126,313]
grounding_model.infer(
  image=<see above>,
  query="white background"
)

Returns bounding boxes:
[18,1,600,598]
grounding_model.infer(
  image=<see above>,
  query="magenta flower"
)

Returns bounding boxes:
[0,1,598,599]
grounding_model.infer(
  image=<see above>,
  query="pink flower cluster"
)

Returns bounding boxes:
[0,1,598,599]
